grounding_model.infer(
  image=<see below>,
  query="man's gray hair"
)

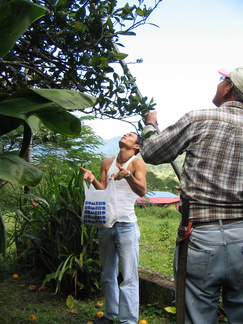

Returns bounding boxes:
[233,85,243,103]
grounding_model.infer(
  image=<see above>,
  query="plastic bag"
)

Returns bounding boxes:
[82,177,118,228]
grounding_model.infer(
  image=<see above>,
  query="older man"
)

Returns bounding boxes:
[141,67,243,324]
[81,132,147,324]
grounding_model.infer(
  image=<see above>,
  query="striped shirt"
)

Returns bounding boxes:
[141,101,243,222]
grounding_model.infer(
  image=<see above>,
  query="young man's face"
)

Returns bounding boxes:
[119,132,140,150]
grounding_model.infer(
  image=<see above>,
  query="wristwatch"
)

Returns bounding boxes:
[124,170,131,179]
[145,122,157,128]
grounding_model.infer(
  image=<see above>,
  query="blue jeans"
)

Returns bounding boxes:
[174,220,243,324]
[98,222,140,324]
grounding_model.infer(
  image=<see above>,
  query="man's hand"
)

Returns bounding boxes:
[80,167,95,183]
[145,111,158,125]
[111,167,130,180]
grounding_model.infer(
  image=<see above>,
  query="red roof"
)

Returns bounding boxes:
[136,197,180,205]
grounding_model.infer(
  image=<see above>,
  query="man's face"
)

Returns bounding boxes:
[212,77,232,107]
[119,132,139,149]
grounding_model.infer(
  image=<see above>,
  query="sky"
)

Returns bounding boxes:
[86,0,243,139]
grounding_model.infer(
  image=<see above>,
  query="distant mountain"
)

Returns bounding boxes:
[98,136,120,157]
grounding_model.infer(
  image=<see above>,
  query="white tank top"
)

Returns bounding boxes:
[107,155,138,222]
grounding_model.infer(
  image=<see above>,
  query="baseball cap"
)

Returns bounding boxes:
[218,67,243,93]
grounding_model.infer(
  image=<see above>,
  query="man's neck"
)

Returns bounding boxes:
[117,149,134,164]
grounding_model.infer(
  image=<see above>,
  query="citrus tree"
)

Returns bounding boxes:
[1,0,159,119]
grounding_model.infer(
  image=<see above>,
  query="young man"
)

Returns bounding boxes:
[140,67,243,324]
[81,132,147,324]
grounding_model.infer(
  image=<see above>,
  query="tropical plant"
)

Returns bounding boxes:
[0,0,46,58]
[1,122,103,291]
[11,166,102,296]
[1,0,159,120]
[0,88,96,182]
[0,89,96,256]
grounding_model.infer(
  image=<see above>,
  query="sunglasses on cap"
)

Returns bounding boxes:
[219,75,231,83]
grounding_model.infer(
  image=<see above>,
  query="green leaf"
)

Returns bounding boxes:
[0,209,6,257]
[0,88,96,136]
[37,110,81,136]
[116,31,136,36]
[0,90,59,119]
[13,193,49,207]
[164,306,177,314]
[32,89,96,111]
[0,153,43,186]
[0,115,23,135]
[0,0,47,57]
[55,0,70,11]
[66,295,75,309]
[135,8,144,16]
[113,53,128,60]
[75,21,85,32]
[0,89,96,118]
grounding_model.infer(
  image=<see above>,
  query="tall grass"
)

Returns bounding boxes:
[137,206,181,276]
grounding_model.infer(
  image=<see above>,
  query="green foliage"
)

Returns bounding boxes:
[0,0,47,57]
[145,154,185,194]
[0,88,96,193]
[0,208,6,257]
[0,116,101,264]
[137,206,181,276]
[146,171,164,191]
[0,0,97,191]
[0,153,43,186]
[8,167,101,296]
[146,170,180,194]
[140,302,163,316]
[0,88,96,137]
[31,116,105,166]
[0,0,162,255]
[1,0,160,119]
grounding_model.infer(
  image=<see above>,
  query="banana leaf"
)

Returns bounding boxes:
[0,0,47,57]
[0,153,42,187]
[0,89,96,136]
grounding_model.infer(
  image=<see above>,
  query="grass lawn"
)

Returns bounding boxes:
[137,206,181,276]
[0,273,176,324]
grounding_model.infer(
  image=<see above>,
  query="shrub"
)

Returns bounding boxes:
[11,166,101,297]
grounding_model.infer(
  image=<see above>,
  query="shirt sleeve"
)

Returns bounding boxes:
[141,113,192,165]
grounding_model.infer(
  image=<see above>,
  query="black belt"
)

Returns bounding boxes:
[192,218,243,228]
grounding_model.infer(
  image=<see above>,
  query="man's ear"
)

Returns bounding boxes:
[134,143,140,151]
[224,83,234,99]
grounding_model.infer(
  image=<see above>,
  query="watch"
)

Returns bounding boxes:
[145,122,157,129]
[124,170,131,179]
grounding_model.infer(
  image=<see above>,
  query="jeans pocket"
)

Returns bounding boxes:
[187,243,211,280]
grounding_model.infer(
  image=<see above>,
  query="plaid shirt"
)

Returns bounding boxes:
[141,101,243,222]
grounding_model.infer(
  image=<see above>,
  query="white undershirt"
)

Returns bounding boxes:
[106,156,138,222]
